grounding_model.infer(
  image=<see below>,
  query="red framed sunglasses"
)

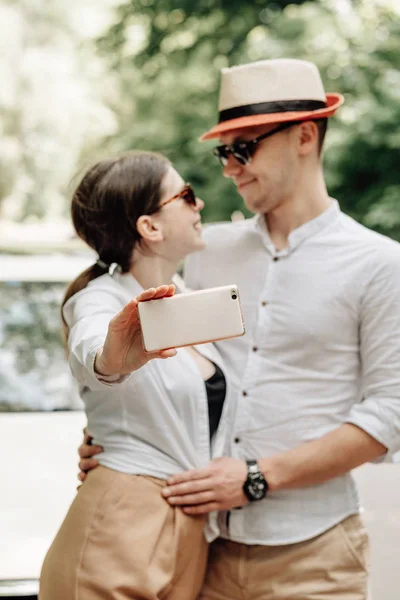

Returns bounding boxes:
[156,183,197,211]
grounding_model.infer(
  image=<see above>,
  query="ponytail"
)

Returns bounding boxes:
[62,151,170,347]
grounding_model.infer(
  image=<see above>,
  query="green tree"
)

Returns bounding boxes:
[98,0,318,222]
[98,0,400,235]
[0,0,117,221]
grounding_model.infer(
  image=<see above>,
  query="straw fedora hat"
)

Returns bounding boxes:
[200,58,344,141]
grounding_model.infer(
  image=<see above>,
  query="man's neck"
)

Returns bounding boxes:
[265,171,331,251]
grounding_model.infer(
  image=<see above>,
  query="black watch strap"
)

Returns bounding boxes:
[246,459,259,472]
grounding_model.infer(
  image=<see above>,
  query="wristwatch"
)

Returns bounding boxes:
[242,460,269,501]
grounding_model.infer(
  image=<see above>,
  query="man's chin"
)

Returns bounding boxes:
[242,195,265,214]
[238,184,263,207]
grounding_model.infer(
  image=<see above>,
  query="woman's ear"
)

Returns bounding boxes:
[136,215,164,243]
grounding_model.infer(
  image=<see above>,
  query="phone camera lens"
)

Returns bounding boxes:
[231,293,237,300]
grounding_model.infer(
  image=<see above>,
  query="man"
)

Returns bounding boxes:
[80,59,400,599]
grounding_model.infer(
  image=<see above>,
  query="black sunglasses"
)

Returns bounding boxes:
[151,183,197,213]
[213,121,297,167]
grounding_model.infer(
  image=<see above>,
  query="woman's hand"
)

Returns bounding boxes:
[95,285,176,376]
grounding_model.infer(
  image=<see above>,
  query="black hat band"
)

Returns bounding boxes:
[219,99,327,123]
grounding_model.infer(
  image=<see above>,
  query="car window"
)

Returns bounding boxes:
[0,281,83,412]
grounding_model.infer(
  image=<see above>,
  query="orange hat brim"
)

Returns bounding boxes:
[199,93,344,141]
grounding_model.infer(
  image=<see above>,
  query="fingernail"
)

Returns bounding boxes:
[161,488,170,497]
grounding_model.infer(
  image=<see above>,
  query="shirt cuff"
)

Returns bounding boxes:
[88,345,131,387]
[95,372,128,384]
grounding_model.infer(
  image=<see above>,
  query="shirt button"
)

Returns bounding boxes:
[273,256,279,262]
[234,437,241,443]
[242,391,247,397]
[252,346,258,352]
[261,301,268,307]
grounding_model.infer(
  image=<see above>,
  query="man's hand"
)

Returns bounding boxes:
[161,457,249,515]
[77,428,103,483]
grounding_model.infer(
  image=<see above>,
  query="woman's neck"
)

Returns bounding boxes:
[129,251,179,290]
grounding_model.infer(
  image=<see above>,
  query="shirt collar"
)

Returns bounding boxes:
[114,272,143,296]
[113,271,186,296]
[254,199,340,256]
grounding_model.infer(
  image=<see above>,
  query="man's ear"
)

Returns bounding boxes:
[297,121,319,156]
[136,215,164,243]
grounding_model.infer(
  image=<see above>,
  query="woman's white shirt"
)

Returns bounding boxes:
[63,271,234,541]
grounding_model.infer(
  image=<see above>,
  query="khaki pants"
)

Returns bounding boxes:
[199,514,369,600]
[39,466,208,600]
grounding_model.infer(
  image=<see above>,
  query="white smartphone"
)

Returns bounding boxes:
[137,284,245,352]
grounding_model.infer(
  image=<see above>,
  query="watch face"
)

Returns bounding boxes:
[245,471,268,501]
[249,480,267,500]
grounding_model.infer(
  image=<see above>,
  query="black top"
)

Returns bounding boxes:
[204,363,226,439]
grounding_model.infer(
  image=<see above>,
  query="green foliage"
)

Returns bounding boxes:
[98,0,317,222]
[0,0,117,221]
[1,0,399,237]
[97,0,400,235]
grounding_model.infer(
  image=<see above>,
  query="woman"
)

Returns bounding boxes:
[39,152,233,600]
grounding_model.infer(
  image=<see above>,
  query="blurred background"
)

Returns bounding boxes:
[0,1,399,599]
[1,0,399,226]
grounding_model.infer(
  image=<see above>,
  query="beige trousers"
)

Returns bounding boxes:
[199,514,369,600]
[39,466,208,600]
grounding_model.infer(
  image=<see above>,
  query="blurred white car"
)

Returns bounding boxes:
[0,251,92,598]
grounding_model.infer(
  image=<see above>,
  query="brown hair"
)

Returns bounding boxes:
[315,118,328,154]
[62,151,171,340]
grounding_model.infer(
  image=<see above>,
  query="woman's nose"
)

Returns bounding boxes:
[195,197,205,211]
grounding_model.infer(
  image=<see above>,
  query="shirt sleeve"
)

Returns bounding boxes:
[63,285,131,391]
[346,246,400,454]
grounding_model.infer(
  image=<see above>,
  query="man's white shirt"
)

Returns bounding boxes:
[184,200,400,545]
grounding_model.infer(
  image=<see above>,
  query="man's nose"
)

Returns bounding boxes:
[223,154,244,179]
